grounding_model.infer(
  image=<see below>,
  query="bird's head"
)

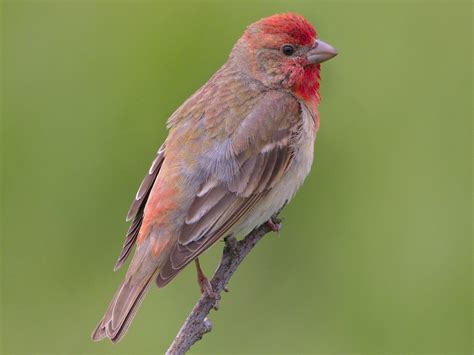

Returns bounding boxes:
[231,13,337,102]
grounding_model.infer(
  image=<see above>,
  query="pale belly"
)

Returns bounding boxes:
[234,103,317,236]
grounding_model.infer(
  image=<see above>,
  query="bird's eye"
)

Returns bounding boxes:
[281,44,295,56]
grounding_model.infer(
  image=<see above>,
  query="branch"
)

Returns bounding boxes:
[166,213,282,355]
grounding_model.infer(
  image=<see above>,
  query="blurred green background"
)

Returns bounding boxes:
[1,0,472,354]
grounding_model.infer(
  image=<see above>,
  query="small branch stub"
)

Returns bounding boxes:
[165,214,282,355]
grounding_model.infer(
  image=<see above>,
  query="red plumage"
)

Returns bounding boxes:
[258,13,317,46]
[92,12,337,343]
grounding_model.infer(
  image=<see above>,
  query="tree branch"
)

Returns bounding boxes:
[166,214,282,355]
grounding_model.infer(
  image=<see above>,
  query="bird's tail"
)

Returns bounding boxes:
[91,268,157,343]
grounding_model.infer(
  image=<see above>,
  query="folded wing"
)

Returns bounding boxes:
[114,144,166,271]
[156,91,301,286]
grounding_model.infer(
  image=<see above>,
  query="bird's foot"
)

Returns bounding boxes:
[195,258,220,310]
[266,218,281,233]
[224,236,239,257]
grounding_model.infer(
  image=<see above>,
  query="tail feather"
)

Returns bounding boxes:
[91,271,156,343]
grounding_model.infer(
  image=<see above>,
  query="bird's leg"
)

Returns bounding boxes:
[266,218,281,233]
[194,258,220,310]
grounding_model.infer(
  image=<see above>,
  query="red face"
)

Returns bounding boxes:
[243,13,324,102]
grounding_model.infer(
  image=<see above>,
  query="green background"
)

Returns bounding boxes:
[1,1,472,354]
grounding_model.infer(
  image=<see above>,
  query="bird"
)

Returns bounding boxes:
[92,12,337,343]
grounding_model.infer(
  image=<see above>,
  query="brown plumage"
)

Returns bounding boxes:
[92,13,337,343]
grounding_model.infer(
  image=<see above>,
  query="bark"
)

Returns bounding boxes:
[166,214,281,355]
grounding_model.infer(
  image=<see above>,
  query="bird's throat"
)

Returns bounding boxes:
[293,64,321,104]
[292,64,321,131]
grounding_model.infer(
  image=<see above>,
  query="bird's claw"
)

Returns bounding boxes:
[266,218,281,233]
[224,236,238,256]
[199,276,220,310]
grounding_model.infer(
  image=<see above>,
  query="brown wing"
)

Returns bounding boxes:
[114,144,165,271]
[156,92,301,287]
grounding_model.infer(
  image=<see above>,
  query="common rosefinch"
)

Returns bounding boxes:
[92,13,337,342]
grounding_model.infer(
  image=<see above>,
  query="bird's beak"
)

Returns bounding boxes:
[307,39,338,64]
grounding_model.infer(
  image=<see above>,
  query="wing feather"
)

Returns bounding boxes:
[158,193,262,285]
[114,145,165,271]
[185,184,228,224]
[156,92,302,286]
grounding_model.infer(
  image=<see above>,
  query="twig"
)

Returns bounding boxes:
[166,213,282,355]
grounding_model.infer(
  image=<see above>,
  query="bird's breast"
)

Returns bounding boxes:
[236,101,316,235]
[281,101,317,197]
